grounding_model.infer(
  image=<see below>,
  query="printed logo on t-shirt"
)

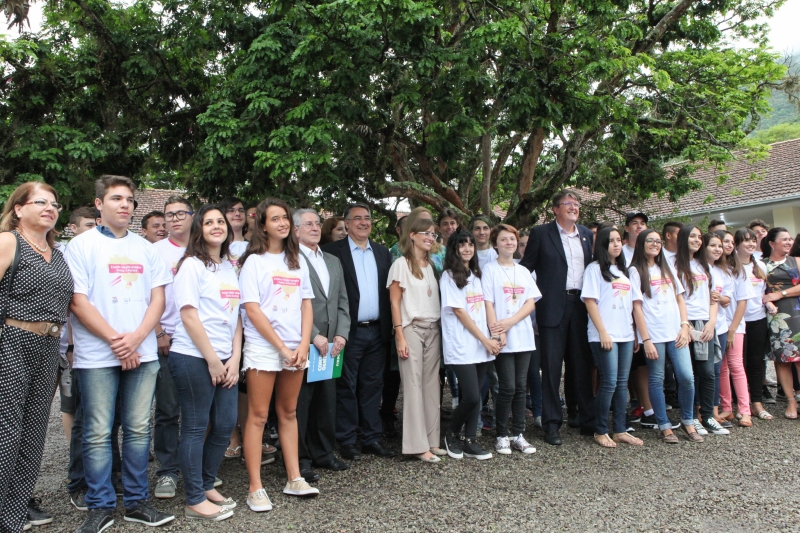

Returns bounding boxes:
[612,279,630,299]
[108,255,144,289]
[692,273,708,289]
[466,291,484,312]
[220,283,240,315]
[272,270,301,300]
[228,255,241,273]
[650,276,672,295]
[749,276,761,288]
[502,282,524,303]
[170,261,178,277]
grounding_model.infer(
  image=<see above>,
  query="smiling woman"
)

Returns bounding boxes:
[0,181,74,531]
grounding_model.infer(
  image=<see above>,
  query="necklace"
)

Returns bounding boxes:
[499,262,518,300]
[18,228,50,253]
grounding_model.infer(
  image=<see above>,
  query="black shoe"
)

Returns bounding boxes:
[762,386,776,404]
[27,498,53,526]
[75,509,114,533]
[462,438,492,460]
[444,433,463,459]
[640,414,658,428]
[70,489,89,512]
[123,501,175,526]
[300,469,320,483]
[567,415,580,428]
[111,473,123,496]
[362,441,397,458]
[579,427,595,436]
[339,444,361,461]
[313,457,351,471]
[543,432,563,446]
[382,419,398,439]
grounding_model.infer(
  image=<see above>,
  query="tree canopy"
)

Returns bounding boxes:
[1,0,796,235]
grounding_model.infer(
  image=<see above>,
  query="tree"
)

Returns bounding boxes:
[1,0,796,235]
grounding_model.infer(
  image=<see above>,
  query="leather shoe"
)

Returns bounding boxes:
[579,427,595,436]
[300,469,320,483]
[339,444,361,461]
[567,415,580,428]
[543,432,563,446]
[361,441,397,458]
[313,457,351,471]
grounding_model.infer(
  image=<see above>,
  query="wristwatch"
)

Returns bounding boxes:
[782,290,788,297]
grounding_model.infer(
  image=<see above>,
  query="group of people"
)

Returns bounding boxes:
[1,179,798,533]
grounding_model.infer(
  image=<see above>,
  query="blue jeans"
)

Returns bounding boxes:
[168,352,238,505]
[646,341,695,430]
[590,341,634,435]
[154,353,180,480]
[77,361,159,510]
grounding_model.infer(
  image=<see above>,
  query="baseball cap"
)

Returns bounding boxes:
[625,212,648,226]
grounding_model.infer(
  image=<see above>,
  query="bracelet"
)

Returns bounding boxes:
[680,321,690,328]
[67,344,74,352]
[394,325,402,329]
[156,331,167,339]
[641,338,651,343]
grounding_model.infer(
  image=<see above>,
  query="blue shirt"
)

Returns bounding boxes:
[349,236,380,322]
[96,225,128,239]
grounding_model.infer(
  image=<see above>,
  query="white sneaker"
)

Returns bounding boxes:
[512,434,536,454]
[246,489,273,512]
[692,419,709,436]
[283,478,320,497]
[495,436,511,455]
[703,417,730,435]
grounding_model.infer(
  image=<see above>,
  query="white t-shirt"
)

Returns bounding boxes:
[228,241,249,273]
[481,261,541,353]
[66,228,172,369]
[742,261,767,322]
[153,238,186,335]
[663,248,676,267]
[476,248,498,270]
[622,244,636,267]
[681,258,714,321]
[629,264,685,343]
[710,265,730,335]
[170,257,241,360]
[239,251,315,350]
[724,270,757,334]
[440,271,493,365]
[581,263,639,342]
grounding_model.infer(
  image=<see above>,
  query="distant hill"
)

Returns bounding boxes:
[752,54,800,132]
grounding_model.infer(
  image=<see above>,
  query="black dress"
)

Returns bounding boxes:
[0,231,73,532]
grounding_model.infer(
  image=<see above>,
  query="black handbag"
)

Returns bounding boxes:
[0,233,22,339]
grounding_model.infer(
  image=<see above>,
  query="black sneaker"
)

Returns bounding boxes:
[27,497,53,526]
[762,386,776,404]
[444,433,463,459]
[776,389,787,400]
[124,501,175,527]
[75,509,114,533]
[462,438,492,460]
[70,489,89,512]
[639,414,658,428]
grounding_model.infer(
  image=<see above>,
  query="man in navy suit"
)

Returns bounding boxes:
[520,189,596,445]
[322,203,396,460]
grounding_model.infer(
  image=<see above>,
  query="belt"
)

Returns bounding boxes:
[565,289,581,295]
[356,320,380,328]
[5,318,63,337]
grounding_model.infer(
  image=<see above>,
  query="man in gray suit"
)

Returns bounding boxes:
[294,208,351,482]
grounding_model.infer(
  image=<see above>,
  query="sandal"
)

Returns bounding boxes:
[755,410,773,420]
[593,433,616,448]
[738,416,753,427]
[224,446,242,459]
[612,432,644,446]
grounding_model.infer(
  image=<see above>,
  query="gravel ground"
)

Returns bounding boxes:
[31,372,800,533]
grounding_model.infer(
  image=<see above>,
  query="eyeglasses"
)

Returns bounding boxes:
[417,231,440,240]
[26,199,63,212]
[347,216,372,223]
[300,221,322,228]
[557,201,581,209]
[226,208,246,215]
[644,239,663,245]
[165,210,193,221]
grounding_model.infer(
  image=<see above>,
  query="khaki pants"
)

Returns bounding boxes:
[398,320,441,454]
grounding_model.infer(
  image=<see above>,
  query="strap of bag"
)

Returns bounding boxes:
[0,233,22,326]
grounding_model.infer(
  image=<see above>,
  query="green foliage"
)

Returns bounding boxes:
[750,122,800,144]
[0,0,792,235]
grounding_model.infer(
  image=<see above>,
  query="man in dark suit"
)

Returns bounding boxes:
[295,209,352,482]
[322,203,396,460]
[520,189,596,445]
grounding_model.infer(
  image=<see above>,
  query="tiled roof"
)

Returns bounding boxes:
[131,188,182,235]
[641,138,800,218]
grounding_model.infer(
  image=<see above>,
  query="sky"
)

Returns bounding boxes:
[2,1,800,54]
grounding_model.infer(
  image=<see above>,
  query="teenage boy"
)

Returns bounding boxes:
[622,212,648,267]
[661,221,682,265]
[151,197,193,499]
[66,175,175,533]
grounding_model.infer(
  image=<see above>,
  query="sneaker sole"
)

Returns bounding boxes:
[185,510,234,521]
[28,518,54,526]
[80,519,114,533]
[495,449,512,455]
[514,448,536,454]
[70,499,89,512]
[124,515,175,527]
[283,489,320,497]
[445,441,463,459]
[261,456,276,466]
[464,452,493,460]
[247,501,273,512]
[154,493,176,499]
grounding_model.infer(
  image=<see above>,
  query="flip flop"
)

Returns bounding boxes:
[224,446,242,459]
[594,433,616,448]
[613,432,644,446]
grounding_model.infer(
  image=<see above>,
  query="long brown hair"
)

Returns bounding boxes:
[176,205,233,274]
[629,229,678,299]
[734,227,765,280]
[0,182,61,248]
[401,217,437,280]
[675,224,712,298]
[320,216,344,245]
[240,198,300,270]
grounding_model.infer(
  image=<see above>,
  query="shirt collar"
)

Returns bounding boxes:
[348,235,372,252]
[556,221,578,237]
[96,225,127,239]
[300,243,323,259]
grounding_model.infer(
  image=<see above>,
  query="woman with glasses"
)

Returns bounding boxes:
[629,229,701,443]
[0,183,73,531]
[388,217,444,462]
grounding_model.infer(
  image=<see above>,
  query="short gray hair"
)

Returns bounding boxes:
[293,208,319,226]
